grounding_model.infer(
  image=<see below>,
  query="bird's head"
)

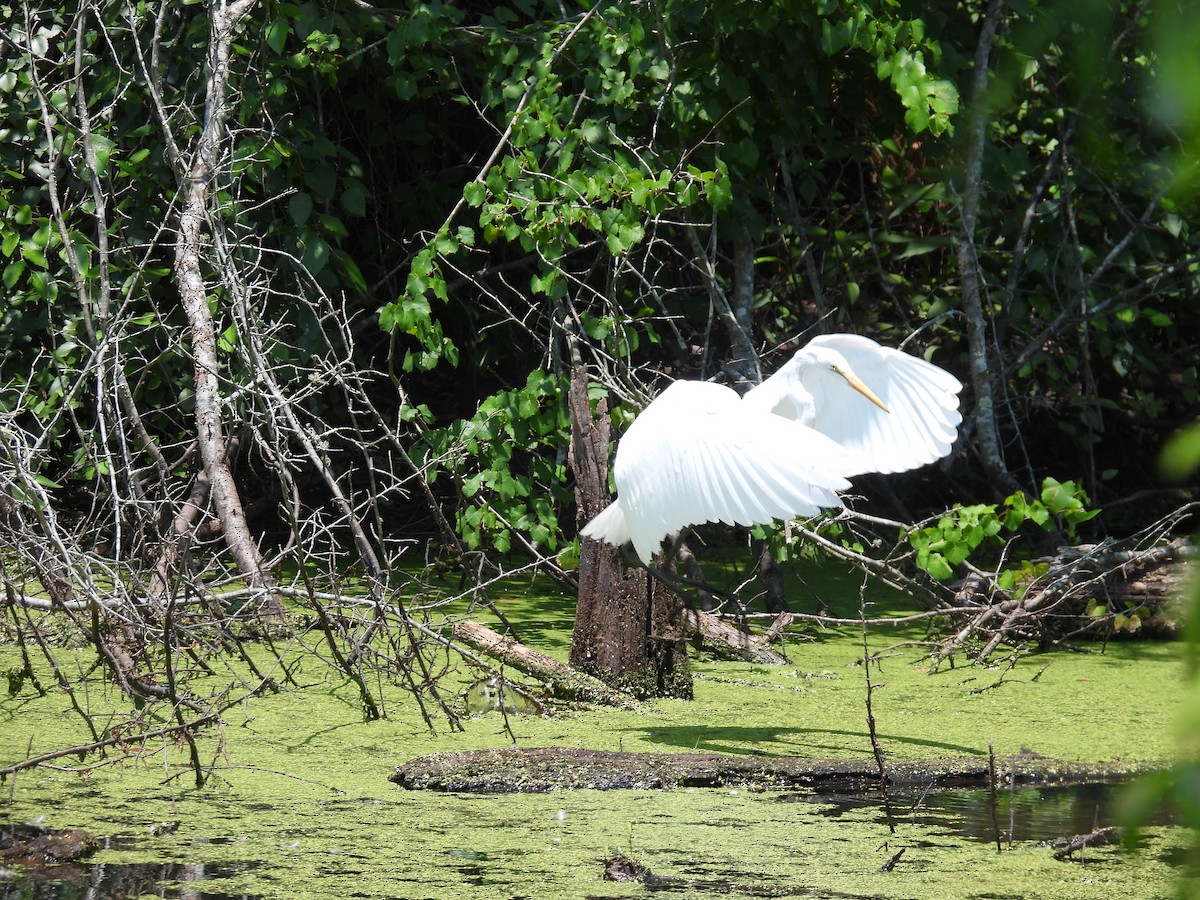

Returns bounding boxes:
[806,347,890,412]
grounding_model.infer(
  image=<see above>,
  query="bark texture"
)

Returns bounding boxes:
[451,619,632,706]
[681,609,790,664]
[568,366,692,699]
[957,0,1022,495]
[171,0,277,609]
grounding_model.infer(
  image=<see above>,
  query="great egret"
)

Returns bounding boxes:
[581,333,963,564]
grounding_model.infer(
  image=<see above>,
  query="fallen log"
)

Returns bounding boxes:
[681,609,790,664]
[1,826,97,865]
[450,619,634,708]
[1048,826,1121,860]
[390,746,1152,793]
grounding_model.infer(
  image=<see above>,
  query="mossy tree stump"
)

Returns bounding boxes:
[567,366,692,699]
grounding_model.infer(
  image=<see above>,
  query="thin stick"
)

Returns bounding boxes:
[860,580,893,833]
[988,741,1002,852]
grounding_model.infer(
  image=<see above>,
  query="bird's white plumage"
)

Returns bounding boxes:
[581,333,963,563]
[742,334,962,475]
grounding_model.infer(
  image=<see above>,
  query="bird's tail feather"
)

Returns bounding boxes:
[580,501,629,548]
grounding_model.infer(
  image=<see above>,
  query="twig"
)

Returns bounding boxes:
[988,741,1002,852]
[860,581,893,833]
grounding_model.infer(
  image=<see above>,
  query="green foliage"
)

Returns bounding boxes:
[378,0,961,373]
[1035,476,1101,540]
[0,6,154,458]
[365,0,964,553]
[909,478,1099,582]
[955,0,1200,493]
[420,371,571,556]
[0,0,404,478]
[1,0,1192,577]
[1118,420,1200,881]
[909,503,1004,581]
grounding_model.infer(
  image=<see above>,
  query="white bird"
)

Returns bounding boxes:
[581,333,963,564]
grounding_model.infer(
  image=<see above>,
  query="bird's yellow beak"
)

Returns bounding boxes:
[840,369,890,413]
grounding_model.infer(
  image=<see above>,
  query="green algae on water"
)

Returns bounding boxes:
[0,563,1193,899]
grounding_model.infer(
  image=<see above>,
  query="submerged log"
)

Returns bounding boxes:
[450,619,633,708]
[604,854,655,883]
[1,827,97,864]
[1048,826,1121,860]
[390,746,1151,793]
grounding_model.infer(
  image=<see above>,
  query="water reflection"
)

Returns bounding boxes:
[0,859,262,900]
[782,779,1173,844]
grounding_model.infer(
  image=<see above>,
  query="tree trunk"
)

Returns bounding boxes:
[568,366,692,699]
[957,0,1023,496]
[729,238,762,383]
[685,228,760,384]
[171,0,278,613]
[758,542,788,613]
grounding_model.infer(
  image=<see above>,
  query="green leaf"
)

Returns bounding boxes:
[288,193,313,225]
[89,134,116,177]
[22,245,47,269]
[922,553,953,580]
[1161,424,1200,482]
[301,235,331,275]
[333,251,367,295]
[266,17,289,54]
[218,323,238,353]
[464,182,487,208]
[341,182,367,217]
[3,260,24,288]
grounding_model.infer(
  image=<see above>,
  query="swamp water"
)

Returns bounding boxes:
[1,568,1196,899]
[0,781,1187,900]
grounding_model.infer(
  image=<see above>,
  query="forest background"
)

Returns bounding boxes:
[1,0,1198,730]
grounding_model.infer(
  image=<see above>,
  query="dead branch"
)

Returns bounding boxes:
[929,512,1194,668]
[171,0,277,610]
[1049,826,1120,860]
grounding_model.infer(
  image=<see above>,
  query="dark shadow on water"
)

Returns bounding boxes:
[786,779,1175,844]
[625,724,983,757]
[0,859,262,900]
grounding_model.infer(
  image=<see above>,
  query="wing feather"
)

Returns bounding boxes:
[607,380,853,563]
[585,333,961,563]
[804,334,962,475]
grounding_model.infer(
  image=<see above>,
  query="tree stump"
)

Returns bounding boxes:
[567,366,692,699]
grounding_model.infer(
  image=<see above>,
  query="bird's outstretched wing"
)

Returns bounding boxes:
[746,333,962,476]
[803,334,962,474]
[600,380,859,563]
